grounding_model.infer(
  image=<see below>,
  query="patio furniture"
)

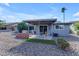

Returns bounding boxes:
[53,33,58,37]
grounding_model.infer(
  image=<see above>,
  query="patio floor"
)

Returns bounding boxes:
[29,35,53,40]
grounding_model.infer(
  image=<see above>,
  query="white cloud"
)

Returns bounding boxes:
[73,18,79,21]
[72,12,79,22]
[0,3,10,7]
[0,6,58,23]
[73,12,79,17]
[3,3,10,7]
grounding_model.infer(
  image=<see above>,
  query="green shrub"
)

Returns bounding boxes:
[57,38,70,50]
[17,22,28,33]
[77,30,79,35]
[74,22,79,30]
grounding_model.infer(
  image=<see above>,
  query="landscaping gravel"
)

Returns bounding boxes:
[9,42,79,56]
[0,31,24,56]
[0,32,79,56]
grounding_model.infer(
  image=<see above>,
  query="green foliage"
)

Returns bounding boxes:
[17,22,28,33]
[74,22,79,30]
[57,38,70,50]
[0,20,6,28]
[26,38,56,45]
[77,30,79,35]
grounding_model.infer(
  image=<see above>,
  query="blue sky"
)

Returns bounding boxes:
[0,3,79,23]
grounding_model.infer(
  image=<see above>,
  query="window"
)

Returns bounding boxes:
[29,26,34,30]
[40,26,47,35]
[55,25,64,29]
[29,26,34,34]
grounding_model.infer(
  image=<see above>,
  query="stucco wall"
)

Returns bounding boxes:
[30,24,71,36]
[51,24,70,36]
[34,25,39,35]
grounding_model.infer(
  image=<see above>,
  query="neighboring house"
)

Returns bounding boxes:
[24,18,72,37]
[6,22,19,31]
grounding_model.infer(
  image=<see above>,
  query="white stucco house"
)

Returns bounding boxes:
[24,18,72,39]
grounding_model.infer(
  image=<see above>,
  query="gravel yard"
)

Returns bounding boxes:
[0,31,24,56]
[9,42,79,56]
[0,31,79,56]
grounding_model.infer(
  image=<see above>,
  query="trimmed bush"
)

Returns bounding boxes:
[77,30,79,35]
[73,22,79,30]
[57,38,70,50]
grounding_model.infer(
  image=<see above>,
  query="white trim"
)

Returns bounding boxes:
[53,24,65,30]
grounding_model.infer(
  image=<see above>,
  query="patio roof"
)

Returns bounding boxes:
[53,22,73,25]
[24,18,57,25]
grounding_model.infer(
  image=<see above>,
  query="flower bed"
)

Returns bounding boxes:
[16,33,29,39]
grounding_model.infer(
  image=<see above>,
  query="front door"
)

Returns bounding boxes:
[40,26,47,35]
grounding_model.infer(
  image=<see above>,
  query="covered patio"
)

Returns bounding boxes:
[24,18,57,35]
[24,19,72,39]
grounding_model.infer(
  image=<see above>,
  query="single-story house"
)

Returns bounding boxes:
[6,22,19,31]
[24,18,72,39]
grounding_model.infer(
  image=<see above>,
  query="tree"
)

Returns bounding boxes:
[17,22,28,33]
[61,7,66,22]
[74,22,79,30]
[0,20,6,28]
